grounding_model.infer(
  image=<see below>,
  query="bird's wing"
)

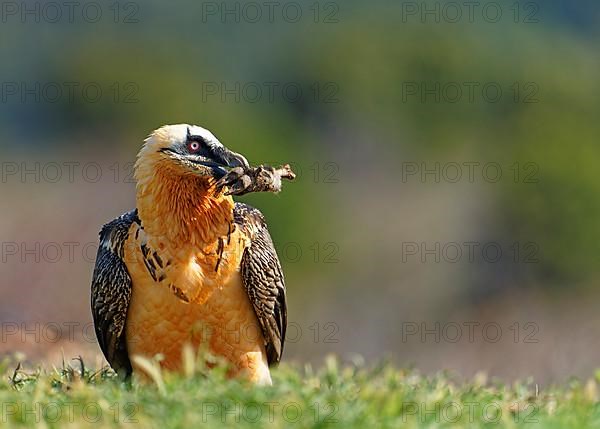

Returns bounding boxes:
[91,209,140,378]
[234,202,287,365]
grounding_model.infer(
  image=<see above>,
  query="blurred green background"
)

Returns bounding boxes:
[1,0,599,383]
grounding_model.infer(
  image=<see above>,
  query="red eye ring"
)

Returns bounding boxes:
[187,141,201,153]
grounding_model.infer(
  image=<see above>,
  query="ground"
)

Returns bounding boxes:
[1,355,599,428]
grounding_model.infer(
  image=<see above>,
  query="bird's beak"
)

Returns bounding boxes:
[193,149,249,179]
[219,150,250,170]
[162,146,250,178]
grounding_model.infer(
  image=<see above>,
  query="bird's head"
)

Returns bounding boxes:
[135,124,249,184]
[134,124,248,243]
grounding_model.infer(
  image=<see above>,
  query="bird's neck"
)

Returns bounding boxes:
[135,166,234,247]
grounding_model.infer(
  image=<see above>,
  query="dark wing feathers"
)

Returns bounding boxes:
[234,203,287,365]
[91,209,139,378]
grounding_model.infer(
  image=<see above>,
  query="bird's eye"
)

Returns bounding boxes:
[187,141,201,153]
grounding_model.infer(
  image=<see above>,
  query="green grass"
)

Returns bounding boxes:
[1,355,600,428]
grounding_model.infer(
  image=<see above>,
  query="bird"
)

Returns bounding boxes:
[91,124,287,385]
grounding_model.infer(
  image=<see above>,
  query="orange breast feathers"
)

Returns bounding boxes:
[125,216,247,305]
[122,158,271,384]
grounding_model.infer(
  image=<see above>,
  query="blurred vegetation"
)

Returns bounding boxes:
[3,355,600,428]
[1,0,598,291]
